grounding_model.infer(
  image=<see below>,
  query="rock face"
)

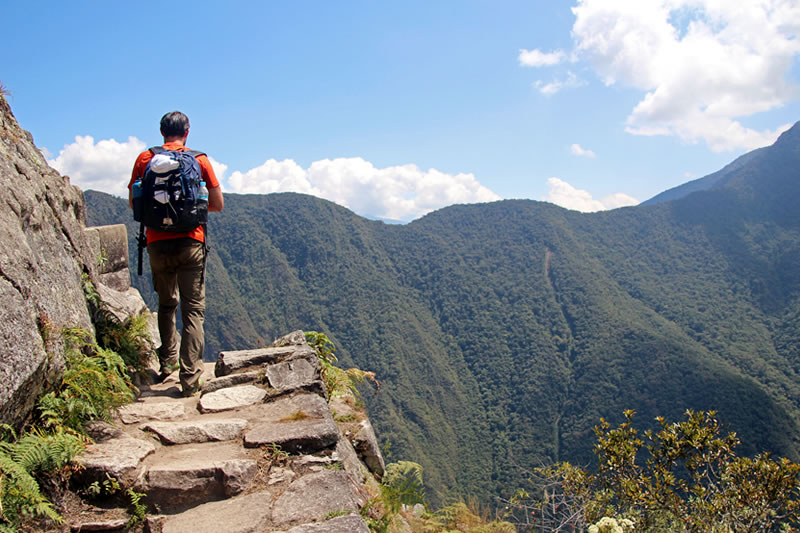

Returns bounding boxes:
[0,96,154,426]
[0,97,92,424]
[72,333,383,532]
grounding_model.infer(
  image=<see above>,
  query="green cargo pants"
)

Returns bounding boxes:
[148,238,205,392]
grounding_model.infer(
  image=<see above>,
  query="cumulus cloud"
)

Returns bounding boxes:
[48,136,500,221]
[570,143,596,158]
[543,177,638,212]
[534,71,586,95]
[519,48,566,66]
[227,156,501,221]
[524,0,800,150]
[47,135,146,197]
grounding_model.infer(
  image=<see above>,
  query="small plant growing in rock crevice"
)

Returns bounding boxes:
[305,331,379,400]
[279,410,310,423]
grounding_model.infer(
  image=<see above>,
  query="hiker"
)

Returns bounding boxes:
[128,111,224,396]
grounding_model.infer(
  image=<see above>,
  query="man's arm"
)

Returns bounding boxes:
[208,186,224,212]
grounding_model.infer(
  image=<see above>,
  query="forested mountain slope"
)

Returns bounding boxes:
[85,121,800,503]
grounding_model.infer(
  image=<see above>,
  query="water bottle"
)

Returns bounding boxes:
[198,181,209,222]
[132,179,143,221]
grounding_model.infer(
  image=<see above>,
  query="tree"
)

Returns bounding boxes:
[503,410,800,532]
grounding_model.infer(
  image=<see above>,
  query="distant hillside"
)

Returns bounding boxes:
[643,121,798,206]
[85,123,800,504]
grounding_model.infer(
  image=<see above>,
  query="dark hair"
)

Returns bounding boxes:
[160,111,190,138]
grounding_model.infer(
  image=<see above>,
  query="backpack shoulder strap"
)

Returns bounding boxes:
[185,150,206,159]
[149,146,166,155]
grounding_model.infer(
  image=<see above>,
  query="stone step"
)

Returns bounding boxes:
[199,385,268,413]
[75,434,156,485]
[159,470,364,532]
[158,491,273,533]
[143,418,248,445]
[243,393,339,453]
[118,399,187,424]
[138,442,257,514]
[277,514,371,533]
[214,346,302,376]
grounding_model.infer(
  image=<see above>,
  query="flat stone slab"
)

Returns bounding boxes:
[202,371,262,394]
[243,394,339,453]
[271,470,361,526]
[277,514,370,533]
[199,385,267,413]
[143,418,248,445]
[144,457,257,514]
[161,491,272,533]
[76,436,155,484]
[118,401,185,424]
[214,346,297,376]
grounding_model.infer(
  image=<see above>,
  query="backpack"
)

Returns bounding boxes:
[133,146,209,276]
[133,146,208,231]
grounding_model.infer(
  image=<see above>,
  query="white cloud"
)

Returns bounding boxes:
[543,177,638,212]
[47,135,146,197]
[570,143,596,158]
[534,71,586,95]
[566,0,800,151]
[519,48,566,67]
[49,135,501,221]
[229,156,501,221]
[227,159,315,195]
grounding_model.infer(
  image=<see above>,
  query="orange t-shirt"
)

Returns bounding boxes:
[129,141,220,244]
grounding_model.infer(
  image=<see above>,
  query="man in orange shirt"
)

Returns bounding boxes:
[129,111,224,395]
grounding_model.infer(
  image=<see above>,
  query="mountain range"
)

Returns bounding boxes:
[85,121,800,504]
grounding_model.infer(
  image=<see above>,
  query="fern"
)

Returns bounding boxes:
[4,428,85,475]
[305,331,379,399]
[125,488,147,528]
[381,461,426,515]
[0,449,62,528]
[39,329,136,432]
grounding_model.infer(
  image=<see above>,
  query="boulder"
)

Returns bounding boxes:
[84,224,130,291]
[271,330,307,347]
[353,417,386,477]
[265,356,324,396]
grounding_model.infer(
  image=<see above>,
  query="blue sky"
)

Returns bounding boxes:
[2,1,798,221]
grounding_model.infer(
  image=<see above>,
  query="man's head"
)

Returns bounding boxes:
[160,111,190,140]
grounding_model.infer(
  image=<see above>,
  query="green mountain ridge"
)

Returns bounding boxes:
[85,122,800,504]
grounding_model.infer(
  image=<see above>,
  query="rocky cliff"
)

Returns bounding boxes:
[0,95,98,425]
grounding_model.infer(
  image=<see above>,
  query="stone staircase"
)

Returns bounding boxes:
[72,331,384,533]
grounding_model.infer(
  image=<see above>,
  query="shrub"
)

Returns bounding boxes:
[505,410,800,532]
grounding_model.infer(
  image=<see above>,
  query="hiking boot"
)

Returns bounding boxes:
[182,378,204,397]
[157,361,179,383]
